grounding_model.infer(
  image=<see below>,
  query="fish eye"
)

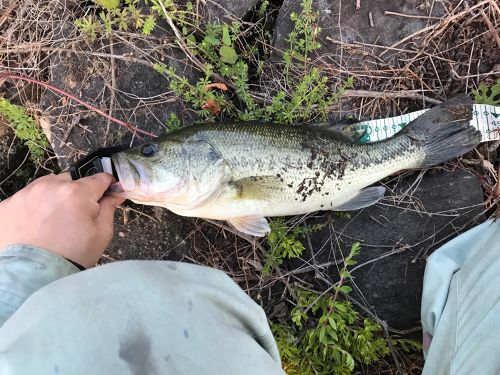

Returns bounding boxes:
[141,143,157,157]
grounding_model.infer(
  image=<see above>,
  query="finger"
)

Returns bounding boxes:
[78,173,115,201]
[56,172,73,182]
[96,195,122,228]
[99,195,126,208]
[26,173,72,190]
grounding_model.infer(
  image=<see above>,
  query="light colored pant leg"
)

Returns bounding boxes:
[422,219,500,374]
[0,260,284,375]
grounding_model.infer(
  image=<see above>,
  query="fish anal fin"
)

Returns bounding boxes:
[227,216,270,237]
[332,186,386,211]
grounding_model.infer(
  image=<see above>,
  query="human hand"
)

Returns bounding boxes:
[0,173,124,268]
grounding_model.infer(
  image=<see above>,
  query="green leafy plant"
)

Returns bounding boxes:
[285,0,322,61]
[256,0,270,18]
[164,113,181,133]
[272,243,422,374]
[75,0,157,41]
[142,15,156,35]
[152,0,351,123]
[74,16,102,41]
[93,0,119,10]
[147,0,195,30]
[0,99,49,163]
[154,63,232,120]
[472,79,500,106]
[264,0,352,124]
[263,219,306,275]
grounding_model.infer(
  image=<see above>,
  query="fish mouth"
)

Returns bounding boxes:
[107,181,125,195]
[108,153,147,198]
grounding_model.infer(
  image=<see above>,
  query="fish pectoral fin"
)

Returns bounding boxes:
[227,216,271,237]
[234,176,283,200]
[332,186,386,211]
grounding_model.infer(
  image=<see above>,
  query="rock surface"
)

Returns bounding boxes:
[0,116,25,194]
[106,204,195,262]
[305,167,485,329]
[200,0,261,23]
[40,22,199,169]
[272,0,446,60]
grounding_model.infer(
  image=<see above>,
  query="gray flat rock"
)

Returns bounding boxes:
[105,204,195,262]
[304,167,485,329]
[40,21,199,169]
[200,0,261,23]
[272,0,445,61]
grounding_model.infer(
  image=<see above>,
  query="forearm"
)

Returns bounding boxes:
[0,245,81,326]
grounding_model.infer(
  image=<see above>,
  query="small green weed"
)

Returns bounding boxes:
[263,219,306,275]
[75,0,158,40]
[0,99,49,163]
[154,63,232,120]
[152,0,351,123]
[263,219,323,275]
[472,79,500,106]
[272,243,422,374]
[256,0,270,18]
[164,113,181,133]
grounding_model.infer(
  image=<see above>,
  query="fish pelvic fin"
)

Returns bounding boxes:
[401,94,481,167]
[332,186,386,211]
[228,216,270,237]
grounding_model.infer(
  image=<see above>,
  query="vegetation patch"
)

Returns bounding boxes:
[0,99,48,163]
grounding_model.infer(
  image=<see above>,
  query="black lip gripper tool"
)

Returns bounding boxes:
[70,146,127,180]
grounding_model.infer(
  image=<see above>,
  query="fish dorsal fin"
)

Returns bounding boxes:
[233,176,283,200]
[227,216,270,237]
[332,186,386,211]
[307,122,365,143]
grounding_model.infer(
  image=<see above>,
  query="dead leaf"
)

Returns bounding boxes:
[65,76,78,90]
[36,115,52,143]
[205,83,228,91]
[246,259,263,271]
[202,98,221,115]
[483,159,495,175]
[153,206,164,222]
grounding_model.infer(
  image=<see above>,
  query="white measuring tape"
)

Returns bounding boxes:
[353,104,500,143]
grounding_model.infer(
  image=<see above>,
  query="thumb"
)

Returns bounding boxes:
[96,195,124,229]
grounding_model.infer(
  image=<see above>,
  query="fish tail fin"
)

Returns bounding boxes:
[401,94,481,167]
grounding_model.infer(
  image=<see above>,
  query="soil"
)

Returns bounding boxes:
[0,116,26,197]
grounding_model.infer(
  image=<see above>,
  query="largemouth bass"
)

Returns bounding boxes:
[110,95,480,236]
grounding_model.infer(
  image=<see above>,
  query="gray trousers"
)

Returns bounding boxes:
[421,219,500,374]
[0,246,284,375]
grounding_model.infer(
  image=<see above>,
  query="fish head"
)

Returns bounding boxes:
[109,139,188,204]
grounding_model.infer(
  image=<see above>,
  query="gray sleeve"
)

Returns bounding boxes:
[0,245,80,326]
